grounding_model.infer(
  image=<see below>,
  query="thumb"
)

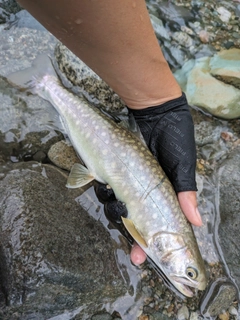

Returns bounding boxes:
[177,191,202,226]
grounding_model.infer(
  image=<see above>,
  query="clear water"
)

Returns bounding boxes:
[1,0,240,319]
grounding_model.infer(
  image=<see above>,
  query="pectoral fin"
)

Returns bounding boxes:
[66,163,95,188]
[121,217,147,248]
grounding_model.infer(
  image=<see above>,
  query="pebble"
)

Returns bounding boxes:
[217,7,232,23]
[48,140,81,171]
[219,312,230,320]
[228,306,238,316]
[189,312,199,320]
[177,305,189,320]
[198,30,210,43]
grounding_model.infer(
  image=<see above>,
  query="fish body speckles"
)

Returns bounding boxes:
[7,54,207,297]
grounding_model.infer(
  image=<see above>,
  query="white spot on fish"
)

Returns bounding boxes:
[101,132,107,137]
[114,142,120,147]
[102,149,108,155]
[152,213,158,219]
[111,162,116,169]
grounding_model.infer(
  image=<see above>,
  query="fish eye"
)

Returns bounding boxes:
[186,267,198,279]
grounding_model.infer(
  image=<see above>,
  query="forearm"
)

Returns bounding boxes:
[18,0,181,108]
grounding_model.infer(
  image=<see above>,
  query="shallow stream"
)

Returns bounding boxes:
[0,0,240,319]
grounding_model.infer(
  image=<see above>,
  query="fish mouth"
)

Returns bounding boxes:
[147,257,203,298]
[170,278,197,297]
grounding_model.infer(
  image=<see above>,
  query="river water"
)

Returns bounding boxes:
[0,0,240,319]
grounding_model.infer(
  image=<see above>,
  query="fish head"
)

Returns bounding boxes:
[148,231,207,297]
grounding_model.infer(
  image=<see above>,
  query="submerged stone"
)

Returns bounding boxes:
[0,162,127,319]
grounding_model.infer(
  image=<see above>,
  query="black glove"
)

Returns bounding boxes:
[129,93,197,193]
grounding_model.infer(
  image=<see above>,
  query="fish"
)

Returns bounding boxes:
[7,54,207,297]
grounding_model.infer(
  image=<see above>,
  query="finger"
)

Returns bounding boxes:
[130,243,147,265]
[177,191,202,226]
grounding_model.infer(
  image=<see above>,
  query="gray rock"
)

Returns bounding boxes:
[54,43,127,114]
[0,0,22,15]
[48,140,81,171]
[0,162,127,319]
[0,75,63,163]
[149,14,170,41]
[0,12,62,163]
[8,9,46,30]
[218,146,240,289]
[172,31,193,48]
[200,278,237,317]
[91,313,113,320]
[216,6,232,23]
[177,305,189,320]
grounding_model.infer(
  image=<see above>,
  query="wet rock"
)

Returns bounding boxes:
[0,162,127,319]
[229,306,238,316]
[54,43,127,114]
[32,150,47,163]
[189,312,199,320]
[177,305,189,320]
[172,31,193,48]
[175,56,240,119]
[0,8,62,163]
[7,9,46,30]
[91,312,113,320]
[198,30,210,43]
[209,48,240,89]
[218,146,240,289]
[0,0,22,15]
[150,14,170,41]
[217,7,232,23]
[48,140,81,171]
[200,278,237,317]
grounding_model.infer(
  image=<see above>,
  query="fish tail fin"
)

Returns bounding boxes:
[7,54,58,94]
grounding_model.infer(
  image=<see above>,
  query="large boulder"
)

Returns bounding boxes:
[174,49,240,119]
[0,162,127,319]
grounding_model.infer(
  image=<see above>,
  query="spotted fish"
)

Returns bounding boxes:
[7,54,207,297]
